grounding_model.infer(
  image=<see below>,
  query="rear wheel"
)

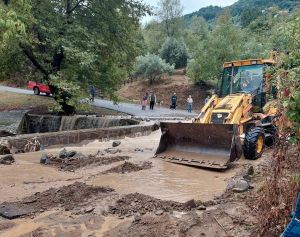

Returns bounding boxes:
[243,127,265,160]
[33,87,40,95]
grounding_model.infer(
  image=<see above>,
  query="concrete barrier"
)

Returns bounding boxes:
[7,123,159,152]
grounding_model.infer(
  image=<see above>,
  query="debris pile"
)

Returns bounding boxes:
[41,148,130,171]
[103,161,152,174]
[0,182,114,219]
[109,193,198,217]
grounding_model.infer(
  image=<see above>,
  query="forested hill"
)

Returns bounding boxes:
[184,0,300,25]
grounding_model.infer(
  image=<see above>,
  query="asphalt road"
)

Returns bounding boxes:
[0,85,197,117]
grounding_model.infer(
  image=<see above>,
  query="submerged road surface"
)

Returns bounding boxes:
[0,85,197,117]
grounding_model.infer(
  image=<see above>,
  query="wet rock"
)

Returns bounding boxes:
[0,154,15,165]
[232,179,250,193]
[183,199,197,209]
[104,148,120,154]
[197,205,206,211]
[40,154,48,164]
[59,148,77,159]
[0,145,10,155]
[155,210,164,215]
[0,130,15,137]
[112,141,121,147]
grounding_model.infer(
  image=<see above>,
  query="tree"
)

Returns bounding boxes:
[160,37,188,68]
[187,10,244,83]
[142,20,166,54]
[184,16,208,56]
[156,0,184,38]
[133,53,174,84]
[0,0,150,114]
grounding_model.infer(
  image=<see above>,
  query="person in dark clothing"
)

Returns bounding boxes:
[149,92,156,110]
[170,93,177,109]
[89,85,96,102]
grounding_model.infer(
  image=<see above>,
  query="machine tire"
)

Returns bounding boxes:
[33,87,40,95]
[46,93,50,96]
[264,125,278,147]
[243,127,265,160]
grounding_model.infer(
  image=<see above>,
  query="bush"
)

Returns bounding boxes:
[133,54,174,84]
[160,37,188,69]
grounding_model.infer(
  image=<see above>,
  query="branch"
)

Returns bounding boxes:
[3,0,9,5]
[66,0,85,16]
[20,43,49,78]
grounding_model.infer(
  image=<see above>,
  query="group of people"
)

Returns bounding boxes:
[141,92,211,113]
[141,92,157,110]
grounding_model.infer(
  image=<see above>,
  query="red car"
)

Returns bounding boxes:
[27,81,51,96]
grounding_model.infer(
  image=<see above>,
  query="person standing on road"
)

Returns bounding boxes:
[171,93,177,109]
[141,93,148,110]
[187,95,193,113]
[149,92,156,110]
[89,85,96,102]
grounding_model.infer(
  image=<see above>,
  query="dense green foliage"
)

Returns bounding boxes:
[160,37,188,68]
[0,0,150,113]
[133,53,174,84]
[271,13,300,140]
[184,6,222,24]
[184,0,300,25]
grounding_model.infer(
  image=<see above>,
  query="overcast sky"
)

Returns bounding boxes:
[142,0,238,23]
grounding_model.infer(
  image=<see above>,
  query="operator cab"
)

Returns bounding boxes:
[218,59,274,111]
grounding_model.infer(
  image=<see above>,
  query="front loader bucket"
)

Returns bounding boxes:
[155,122,242,170]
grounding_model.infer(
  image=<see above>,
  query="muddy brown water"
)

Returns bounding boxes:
[0,131,237,203]
[0,130,264,236]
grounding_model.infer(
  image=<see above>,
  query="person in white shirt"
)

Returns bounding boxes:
[187,95,193,112]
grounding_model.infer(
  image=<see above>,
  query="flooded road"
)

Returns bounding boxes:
[0,130,253,237]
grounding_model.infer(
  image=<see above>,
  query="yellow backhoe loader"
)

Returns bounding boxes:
[156,56,279,170]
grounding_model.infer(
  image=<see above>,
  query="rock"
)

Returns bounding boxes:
[155,210,164,215]
[84,206,95,213]
[247,166,254,176]
[134,148,144,152]
[59,148,77,159]
[232,179,250,193]
[67,150,77,158]
[0,130,15,137]
[134,214,141,222]
[104,148,120,154]
[0,154,15,165]
[183,199,197,209]
[72,152,86,159]
[59,148,68,158]
[0,145,10,155]
[112,141,121,147]
[197,205,206,210]
[40,154,48,164]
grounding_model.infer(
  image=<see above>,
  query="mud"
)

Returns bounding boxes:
[0,131,269,237]
[0,182,114,219]
[103,161,152,174]
[109,193,197,217]
[45,153,130,171]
